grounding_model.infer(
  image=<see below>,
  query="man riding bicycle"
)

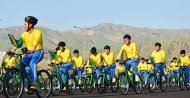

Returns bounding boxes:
[86,47,103,79]
[116,34,140,82]
[149,42,166,82]
[102,45,116,83]
[178,50,190,86]
[56,41,73,85]
[138,57,148,85]
[72,49,84,85]
[12,16,44,89]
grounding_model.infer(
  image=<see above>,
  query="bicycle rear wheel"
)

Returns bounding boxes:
[51,74,61,96]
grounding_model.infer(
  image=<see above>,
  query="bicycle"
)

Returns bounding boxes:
[168,71,179,87]
[84,66,98,93]
[3,52,52,98]
[0,54,7,95]
[97,66,118,93]
[0,65,6,95]
[139,71,149,88]
[70,68,86,93]
[178,66,189,90]
[118,61,142,95]
[148,68,167,93]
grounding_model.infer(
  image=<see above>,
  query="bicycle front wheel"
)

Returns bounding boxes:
[51,74,61,96]
[118,73,129,95]
[3,68,24,98]
[36,70,52,98]
[148,74,156,93]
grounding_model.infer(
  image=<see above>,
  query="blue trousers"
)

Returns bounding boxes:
[125,58,140,75]
[105,64,116,79]
[168,70,179,80]
[140,70,148,83]
[74,67,84,80]
[96,65,103,78]
[179,66,190,83]
[59,62,73,80]
[153,63,165,77]
[22,50,44,83]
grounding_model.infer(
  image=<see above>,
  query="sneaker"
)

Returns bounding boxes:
[30,83,37,89]
[150,83,153,88]
[112,78,116,83]
[93,83,96,89]
[68,79,72,85]
[187,83,190,86]
[78,79,81,85]
[135,75,140,82]
[63,87,66,90]
[98,79,101,84]
[24,86,28,92]
[161,76,166,82]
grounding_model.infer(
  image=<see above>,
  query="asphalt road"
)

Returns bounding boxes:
[0,87,189,98]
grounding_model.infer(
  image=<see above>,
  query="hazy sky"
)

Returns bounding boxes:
[0,0,190,31]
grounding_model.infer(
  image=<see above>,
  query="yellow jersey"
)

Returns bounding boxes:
[21,29,43,50]
[5,57,16,68]
[72,55,84,68]
[52,57,60,64]
[170,62,179,71]
[102,52,114,66]
[138,62,148,71]
[117,66,125,73]
[179,55,189,66]
[87,53,102,67]
[116,42,139,60]
[57,49,72,63]
[147,63,154,72]
[150,50,166,63]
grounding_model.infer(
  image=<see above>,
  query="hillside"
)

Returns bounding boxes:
[1,23,190,65]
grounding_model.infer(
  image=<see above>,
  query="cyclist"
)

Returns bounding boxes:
[48,47,60,71]
[86,47,103,79]
[116,61,125,75]
[178,50,190,85]
[12,16,44,89]
[168,57,179,82]
[56,41,73,85]
[138,57,148,85]
[72,49,84,84]
[102,45,116,83]
[116,34,140,82]
[4,51,16,69]
[145,59,154,73]
[149,42,166,82]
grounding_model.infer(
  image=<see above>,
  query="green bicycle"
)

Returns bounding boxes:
[168,71,179,87]
[118,61,142,95]
[178,67,188,90]
[0,55,7,95]
[139,72,149,88]
[148,69,167,93]
[3,52,52,98]
[49,51,77,95]
[84,66,97,93]
[49,62,78,95]
[70,68,86,93]
[97,66,118,94]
